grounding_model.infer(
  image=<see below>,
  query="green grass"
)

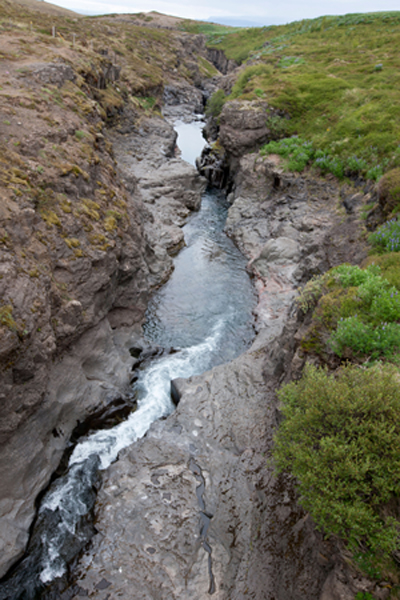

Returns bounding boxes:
[180,20,240,36]
[208,12,400,181]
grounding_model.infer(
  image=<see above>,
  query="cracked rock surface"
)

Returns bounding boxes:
[70,348,272,599]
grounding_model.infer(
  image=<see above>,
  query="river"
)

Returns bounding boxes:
[0,117,256,600]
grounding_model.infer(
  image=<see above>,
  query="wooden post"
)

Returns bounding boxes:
[52,25,55,37]
[72,32,76,46]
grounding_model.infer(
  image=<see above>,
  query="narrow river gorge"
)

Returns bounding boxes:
[0,117,257,599]
[1,7,398,598]
[0,90,370,600]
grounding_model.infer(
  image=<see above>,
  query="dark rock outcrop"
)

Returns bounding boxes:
[219,100,286,158]
[206,48,237,74]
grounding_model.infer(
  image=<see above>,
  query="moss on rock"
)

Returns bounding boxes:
[378,168,400,215]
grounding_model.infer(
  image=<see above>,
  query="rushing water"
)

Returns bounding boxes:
[0,118,256,599]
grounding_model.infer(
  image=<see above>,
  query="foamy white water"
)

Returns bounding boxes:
[69,321,224,470]
[38,322,225,583]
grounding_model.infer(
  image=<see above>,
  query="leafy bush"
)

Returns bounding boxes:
[261,136,315,171]
[330,317,400,358]
[265,114,289,139]
[205,89,226,118]
[364,253,400,289]
[328,264,400,359]
[260,135,388,181]
[314,153,344,179]
[273,363,400,556]
[346,155,368,175]
[355,592,375,600]
[299,264,400,361]
[369,218,400,253]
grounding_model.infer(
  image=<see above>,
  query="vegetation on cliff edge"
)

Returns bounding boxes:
[207,12,400,181]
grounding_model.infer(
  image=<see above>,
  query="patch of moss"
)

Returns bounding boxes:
[41,209,61,227]
[378,169,400,215]
[60,163,89,180]
[65,237,80,249]
[104,215,117,231]
[0,304,17,331]
[89,232,107,246]
[60,198,72,213]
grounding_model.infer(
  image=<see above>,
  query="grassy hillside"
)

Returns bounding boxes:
[7,0,80,17]
[208,12,400,181]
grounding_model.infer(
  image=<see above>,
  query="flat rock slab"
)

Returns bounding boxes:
[71,350,271,599]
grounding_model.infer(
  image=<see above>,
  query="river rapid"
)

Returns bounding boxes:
[0,118,256,599]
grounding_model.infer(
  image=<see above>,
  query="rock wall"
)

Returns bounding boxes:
[0,107,204,579]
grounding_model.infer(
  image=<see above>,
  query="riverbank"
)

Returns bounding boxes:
[0,23,209,578]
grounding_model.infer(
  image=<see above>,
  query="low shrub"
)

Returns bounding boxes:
[329,264,400,359]
[260,136,387,181]
[205,89,226,118]
[299,264,400,361]
[369,218,400,253]
[273,363,400,557]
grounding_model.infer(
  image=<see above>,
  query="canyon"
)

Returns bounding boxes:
[0,3,389,599]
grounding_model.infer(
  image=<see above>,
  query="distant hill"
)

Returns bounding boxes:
[7,0,80,17]
[206,16,284,27]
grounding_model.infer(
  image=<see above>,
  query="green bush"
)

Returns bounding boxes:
[298,264,400,361]
[330,317,400,358]
[273,363,400,556]
[265,114,289,139]
[314,153,344,179]
[260,135,388,181]
[261,136,315,171]
[205,89,226,118]
[328,264,400,359]
[355,593,374,600]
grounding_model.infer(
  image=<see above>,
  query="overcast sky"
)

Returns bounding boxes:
[49,0,400,25]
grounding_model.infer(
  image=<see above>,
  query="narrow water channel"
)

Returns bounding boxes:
[0,118,256,600]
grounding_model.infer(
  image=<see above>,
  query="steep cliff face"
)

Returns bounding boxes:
[0,6,210,577]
